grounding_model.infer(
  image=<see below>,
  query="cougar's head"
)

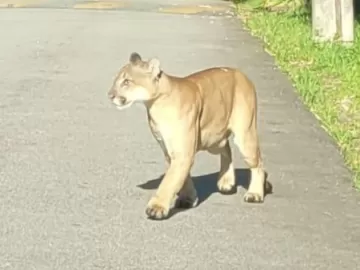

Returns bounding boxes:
[107,52,162,110]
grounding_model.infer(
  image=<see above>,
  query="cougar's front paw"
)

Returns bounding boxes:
[217,175,236,194]
[243,192,264,203]
[145,197,170,220]
[175,195,199,209]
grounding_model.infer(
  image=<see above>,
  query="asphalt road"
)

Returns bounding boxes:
[1,1,360,269]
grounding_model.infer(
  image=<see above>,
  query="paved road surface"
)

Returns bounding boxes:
[1,1,360,269]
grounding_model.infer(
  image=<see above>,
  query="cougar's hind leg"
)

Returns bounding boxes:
[232,121,267,203]
[215,141,236,194]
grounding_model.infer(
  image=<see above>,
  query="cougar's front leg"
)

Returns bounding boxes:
[175,175,198,209]
[148,119,171,167]
[145,156,195,219]
[145,117,198,220]
[153,136,198,210]
[154,134,197,205]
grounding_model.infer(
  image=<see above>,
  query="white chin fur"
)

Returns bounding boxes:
[116,101,134,110]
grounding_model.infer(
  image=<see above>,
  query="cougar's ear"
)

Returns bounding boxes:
[129,52,142,66]
[148,58,161,79]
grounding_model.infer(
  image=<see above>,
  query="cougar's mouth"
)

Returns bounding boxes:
[113,96,134,110]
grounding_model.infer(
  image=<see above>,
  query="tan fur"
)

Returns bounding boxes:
[108,52,272,220]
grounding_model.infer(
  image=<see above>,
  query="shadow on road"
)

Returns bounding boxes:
[138,169,271,219]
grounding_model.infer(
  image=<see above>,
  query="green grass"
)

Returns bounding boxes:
[235,2,360,188]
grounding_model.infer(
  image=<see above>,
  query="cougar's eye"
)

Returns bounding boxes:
[122,79,130,86]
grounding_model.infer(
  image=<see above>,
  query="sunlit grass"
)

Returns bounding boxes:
[236,3,360,188]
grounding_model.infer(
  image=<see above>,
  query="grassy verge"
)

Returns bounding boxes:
[234,2,360,188]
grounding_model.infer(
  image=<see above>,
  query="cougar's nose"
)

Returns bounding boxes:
[119,96,126,104]
[107,90,115,100]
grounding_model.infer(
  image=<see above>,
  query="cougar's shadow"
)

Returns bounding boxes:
[137,169,271,219]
